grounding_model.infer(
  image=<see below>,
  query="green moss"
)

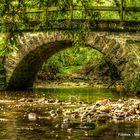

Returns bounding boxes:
[124,75,140,94]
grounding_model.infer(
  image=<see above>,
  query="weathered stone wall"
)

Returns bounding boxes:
[4,31,140,92]
[0,56,6,89]
[5,32,73,90]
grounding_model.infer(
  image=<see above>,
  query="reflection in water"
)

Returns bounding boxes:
[0,87,139,140]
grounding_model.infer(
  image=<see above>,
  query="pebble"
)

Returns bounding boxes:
[67,128,73,133]
[26,98,34,102]
[38,98,46,103]
[80,123,95,130]
[72,98,140,123]
[22,98,140,125]
[63,118,70,123]
[18,98,26,102]
[28,113,38,121]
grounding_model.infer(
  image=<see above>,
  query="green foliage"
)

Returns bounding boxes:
[0,33,20,56]
[1,0,140,33]
[38,57,62,80]
[48,45,101,67]
[38,45,102,79]
[0,0,140,54]
[124,74,140,94]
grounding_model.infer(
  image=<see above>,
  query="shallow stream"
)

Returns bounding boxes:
[0,87,139,140]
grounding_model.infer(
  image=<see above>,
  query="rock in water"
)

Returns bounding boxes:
[28,113,38,121]
[80,122,96,130]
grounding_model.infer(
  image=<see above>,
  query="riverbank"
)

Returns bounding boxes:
[35,63,123,91]
[35,80,110,89]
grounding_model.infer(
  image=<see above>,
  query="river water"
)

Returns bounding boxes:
[0,87,139,140]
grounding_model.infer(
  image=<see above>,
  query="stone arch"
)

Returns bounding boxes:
[5,31,140,91]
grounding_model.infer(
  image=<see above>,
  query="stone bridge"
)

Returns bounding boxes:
[0,31,140,92]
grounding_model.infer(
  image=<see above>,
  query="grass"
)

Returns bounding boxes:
[59,66,81,76]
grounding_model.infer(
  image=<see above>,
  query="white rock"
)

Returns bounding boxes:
[28,113,37,121]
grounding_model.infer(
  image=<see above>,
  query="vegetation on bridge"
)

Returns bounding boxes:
[0,0,140,34]
[0,0,140,54]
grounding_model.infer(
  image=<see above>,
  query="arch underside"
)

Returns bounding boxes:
[5,32,140,91]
